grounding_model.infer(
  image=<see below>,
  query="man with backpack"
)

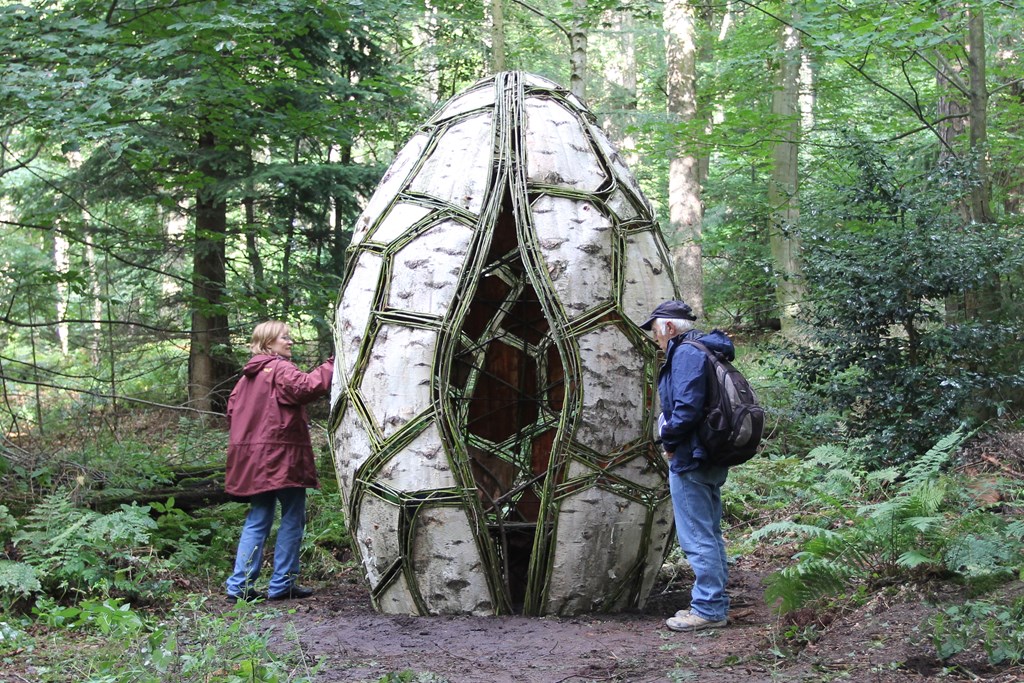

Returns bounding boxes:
[641,300,738,632]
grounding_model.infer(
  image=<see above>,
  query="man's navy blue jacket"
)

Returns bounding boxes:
[658,329,735,473]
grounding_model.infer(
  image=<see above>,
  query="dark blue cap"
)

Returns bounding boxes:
[639,300,696,330]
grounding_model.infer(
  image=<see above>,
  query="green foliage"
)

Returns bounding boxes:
[301,490,353,578]
[759,428,1023,615]
[26,597,320,682]
[0,560,41,608]
[788,134,1024,463]
[931,597,1024,666]
[377,672,450,683]
[8,491,169,601]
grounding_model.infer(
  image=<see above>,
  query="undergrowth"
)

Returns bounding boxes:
[748,425,1024,666]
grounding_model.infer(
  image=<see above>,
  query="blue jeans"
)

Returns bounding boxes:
[226,488,306,597]
[669,465,730,621]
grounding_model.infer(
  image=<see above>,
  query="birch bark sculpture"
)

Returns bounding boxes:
[331,71,679,616]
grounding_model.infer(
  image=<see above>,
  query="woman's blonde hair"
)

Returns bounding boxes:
[250,320,289,355]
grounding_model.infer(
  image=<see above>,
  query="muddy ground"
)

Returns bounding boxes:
[254,546,1024,683]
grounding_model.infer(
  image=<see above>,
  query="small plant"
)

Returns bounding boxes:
[930,597,1024,665]
[377,671,450,683]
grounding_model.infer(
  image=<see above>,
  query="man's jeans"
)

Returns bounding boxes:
[226,487,306,597]
[669,465,730,621]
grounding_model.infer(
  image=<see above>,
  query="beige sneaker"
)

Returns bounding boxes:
[666,611,727,632]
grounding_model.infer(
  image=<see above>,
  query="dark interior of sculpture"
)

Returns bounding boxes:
[450,191,564,611]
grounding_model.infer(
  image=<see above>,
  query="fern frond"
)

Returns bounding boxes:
[806,444,849,468]
[943,534,1018,578]
[1006,520,1024,541]
[751,521,839,543]
[866,467,900,487]
[902,425,972,490]
[765,557,856,613]
[89,505,157,547]
[902,515,944,533]
[0,560,41,598]
[897,550,939,569]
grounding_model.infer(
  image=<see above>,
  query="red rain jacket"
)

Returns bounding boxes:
[225,354,334,497]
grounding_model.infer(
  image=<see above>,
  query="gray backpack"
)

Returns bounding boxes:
[684,339,765,467]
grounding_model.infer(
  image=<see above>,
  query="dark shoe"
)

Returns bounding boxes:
[268,586,314,601]
[226,588,265,604]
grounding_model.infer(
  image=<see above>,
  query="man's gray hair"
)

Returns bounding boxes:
[652,318,695,336]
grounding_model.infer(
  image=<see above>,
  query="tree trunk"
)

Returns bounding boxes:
[601,9,638,166]
[967,7,992,226]
[243,192,267,319]
[489,0,506,72]
[188,130,234,414]
[569,0,588,101]
[664,0,704,316]
[768,23,805,335]
[85,226,102,365]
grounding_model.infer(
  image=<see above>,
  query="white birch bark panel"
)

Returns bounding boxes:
[356,494,401,590]
[388,218,473,318]
[607,454,664,490]
[411,507,493,615]
[523,73,586,111]
[545,488,648,614]
[352,133,429,245]
[333,405,375,509]
[531,196,613,317]
[588,122,652,214]
[606,188,639,222]
[408,113,493,215]
[637,498,674,607]
[359,324,435,438]
[432,85,496,123]
[621,231,677,328]
[377,574,418,614]
[377,423,457,492]
[575,326,644,454]
[524,99,606,191]
[336,252,384,386]
[368,202,433,246]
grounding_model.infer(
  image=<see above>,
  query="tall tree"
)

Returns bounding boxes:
[570,0,589,100]
[664,0,704,315]
[490,0,507,72]
[768,19,805,334]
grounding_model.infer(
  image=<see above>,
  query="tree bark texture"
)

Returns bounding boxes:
[569,0,588,101]
[489,0,506,72]
[664,0,704,316]
[768,24,805,334]
[188,130,234,414]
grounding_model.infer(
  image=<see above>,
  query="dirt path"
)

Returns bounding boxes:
[255,556,1023,683]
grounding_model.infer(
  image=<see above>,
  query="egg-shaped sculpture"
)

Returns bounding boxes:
[331,71,679,616]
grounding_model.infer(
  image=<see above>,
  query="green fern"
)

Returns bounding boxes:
[751,521,839,543]
[0,560,42,602]
[760,428,984,614]
[901,425,971,489]
[764,557,857,613]
[11,490,166,598]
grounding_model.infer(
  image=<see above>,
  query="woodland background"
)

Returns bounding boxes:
[1,1,1024,681]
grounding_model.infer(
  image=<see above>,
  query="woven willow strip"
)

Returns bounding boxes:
[332,71,680,616]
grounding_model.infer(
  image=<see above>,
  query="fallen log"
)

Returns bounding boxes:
[88,465,233,513]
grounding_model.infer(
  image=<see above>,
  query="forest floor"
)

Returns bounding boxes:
[236,544,1023,683]
[232,432,1024,683]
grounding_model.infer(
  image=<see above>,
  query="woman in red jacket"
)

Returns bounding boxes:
[224,320,334,603]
